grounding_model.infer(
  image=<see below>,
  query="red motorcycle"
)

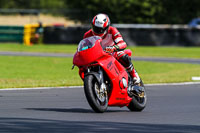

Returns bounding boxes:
[73,36,147,113]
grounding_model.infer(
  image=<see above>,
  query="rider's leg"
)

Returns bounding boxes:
[115,51,140,84]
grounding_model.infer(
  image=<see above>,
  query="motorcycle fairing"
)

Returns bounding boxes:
[95,55,132,107]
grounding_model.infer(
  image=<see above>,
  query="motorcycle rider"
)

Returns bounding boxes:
[83,13,140,84]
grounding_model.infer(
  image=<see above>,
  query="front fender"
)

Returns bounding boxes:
[85,72,101,84]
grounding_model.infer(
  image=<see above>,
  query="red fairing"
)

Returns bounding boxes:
[98,58,132,106]
[73,36,133,107]
[73,39,103,66]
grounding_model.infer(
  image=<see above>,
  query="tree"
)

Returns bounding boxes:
[1,0,200,24]
[0,0,66,9]
[155,0,200,24]
[64,0,161,23]
[64,0,200,24]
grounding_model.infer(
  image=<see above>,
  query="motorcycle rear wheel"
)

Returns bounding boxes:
[84,74,108,113]
[127,80,147,111]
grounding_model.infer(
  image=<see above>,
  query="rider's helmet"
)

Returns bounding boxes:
[91,13,110,37]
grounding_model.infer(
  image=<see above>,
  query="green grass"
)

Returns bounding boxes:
[0,43,77,53]
[0,56,82,88]
[0,56,200,88]
[134,61,200,84]
[0,43,199,88]
[0,43,200,59]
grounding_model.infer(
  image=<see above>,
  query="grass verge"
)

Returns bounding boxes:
[0,56,200,88]
[0,43,77,53]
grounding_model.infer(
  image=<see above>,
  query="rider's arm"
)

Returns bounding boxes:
[111,27,127,51]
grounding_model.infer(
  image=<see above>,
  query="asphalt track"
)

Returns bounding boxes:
[1,51,200,64]
[0,83,200,132]
[1,51,200,132]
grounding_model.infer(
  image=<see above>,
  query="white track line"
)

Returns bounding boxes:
[0,86,82,91]
[145,82,200,86]
[0,82,200,91]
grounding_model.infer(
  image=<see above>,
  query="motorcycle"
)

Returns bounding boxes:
[72,36,147,113]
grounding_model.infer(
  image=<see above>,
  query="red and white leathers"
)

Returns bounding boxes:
[83,26,140,84]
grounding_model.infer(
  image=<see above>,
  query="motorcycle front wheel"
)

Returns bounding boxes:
[84,74,108,113]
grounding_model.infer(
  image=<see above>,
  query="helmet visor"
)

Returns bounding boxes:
[92,25,107,34]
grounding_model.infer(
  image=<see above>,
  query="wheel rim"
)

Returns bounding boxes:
[94,82,107,106]
[134,91,146,104]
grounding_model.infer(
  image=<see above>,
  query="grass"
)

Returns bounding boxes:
[0,56,82,88]
[134,61,200,84]
[0,43,199,88]
[0,43,200,59]
[0,56,200,88]
[0,43,77,53]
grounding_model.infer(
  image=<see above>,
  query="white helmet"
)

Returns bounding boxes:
[92,13,110,37]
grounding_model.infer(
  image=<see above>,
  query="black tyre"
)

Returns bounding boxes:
[127,80,147,111]
[84,74,108,113]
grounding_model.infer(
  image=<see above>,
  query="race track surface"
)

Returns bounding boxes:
[1,51,200,64]
[0,84,200,132]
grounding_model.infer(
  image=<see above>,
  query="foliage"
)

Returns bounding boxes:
[156,0,200,24]
[1,0,200,24]
[64,0,161,23]
[0,0,66,9]
[64,0,200,24]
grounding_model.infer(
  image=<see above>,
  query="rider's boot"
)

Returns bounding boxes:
[126,64,141,84]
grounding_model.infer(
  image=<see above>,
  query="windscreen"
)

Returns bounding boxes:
[78,36,101,52]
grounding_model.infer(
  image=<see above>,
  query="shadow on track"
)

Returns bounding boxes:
[0,118,200,133]
[25,108,129,113]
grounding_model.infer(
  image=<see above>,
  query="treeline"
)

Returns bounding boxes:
[0,0,200,24]
[0,0,66,9]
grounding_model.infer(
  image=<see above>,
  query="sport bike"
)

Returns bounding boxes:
[73,36,147,113]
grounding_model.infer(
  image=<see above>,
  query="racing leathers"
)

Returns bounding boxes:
[83,26,140,84]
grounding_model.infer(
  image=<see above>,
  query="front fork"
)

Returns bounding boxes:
[74,64,108,100]
[86,67,107,99]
